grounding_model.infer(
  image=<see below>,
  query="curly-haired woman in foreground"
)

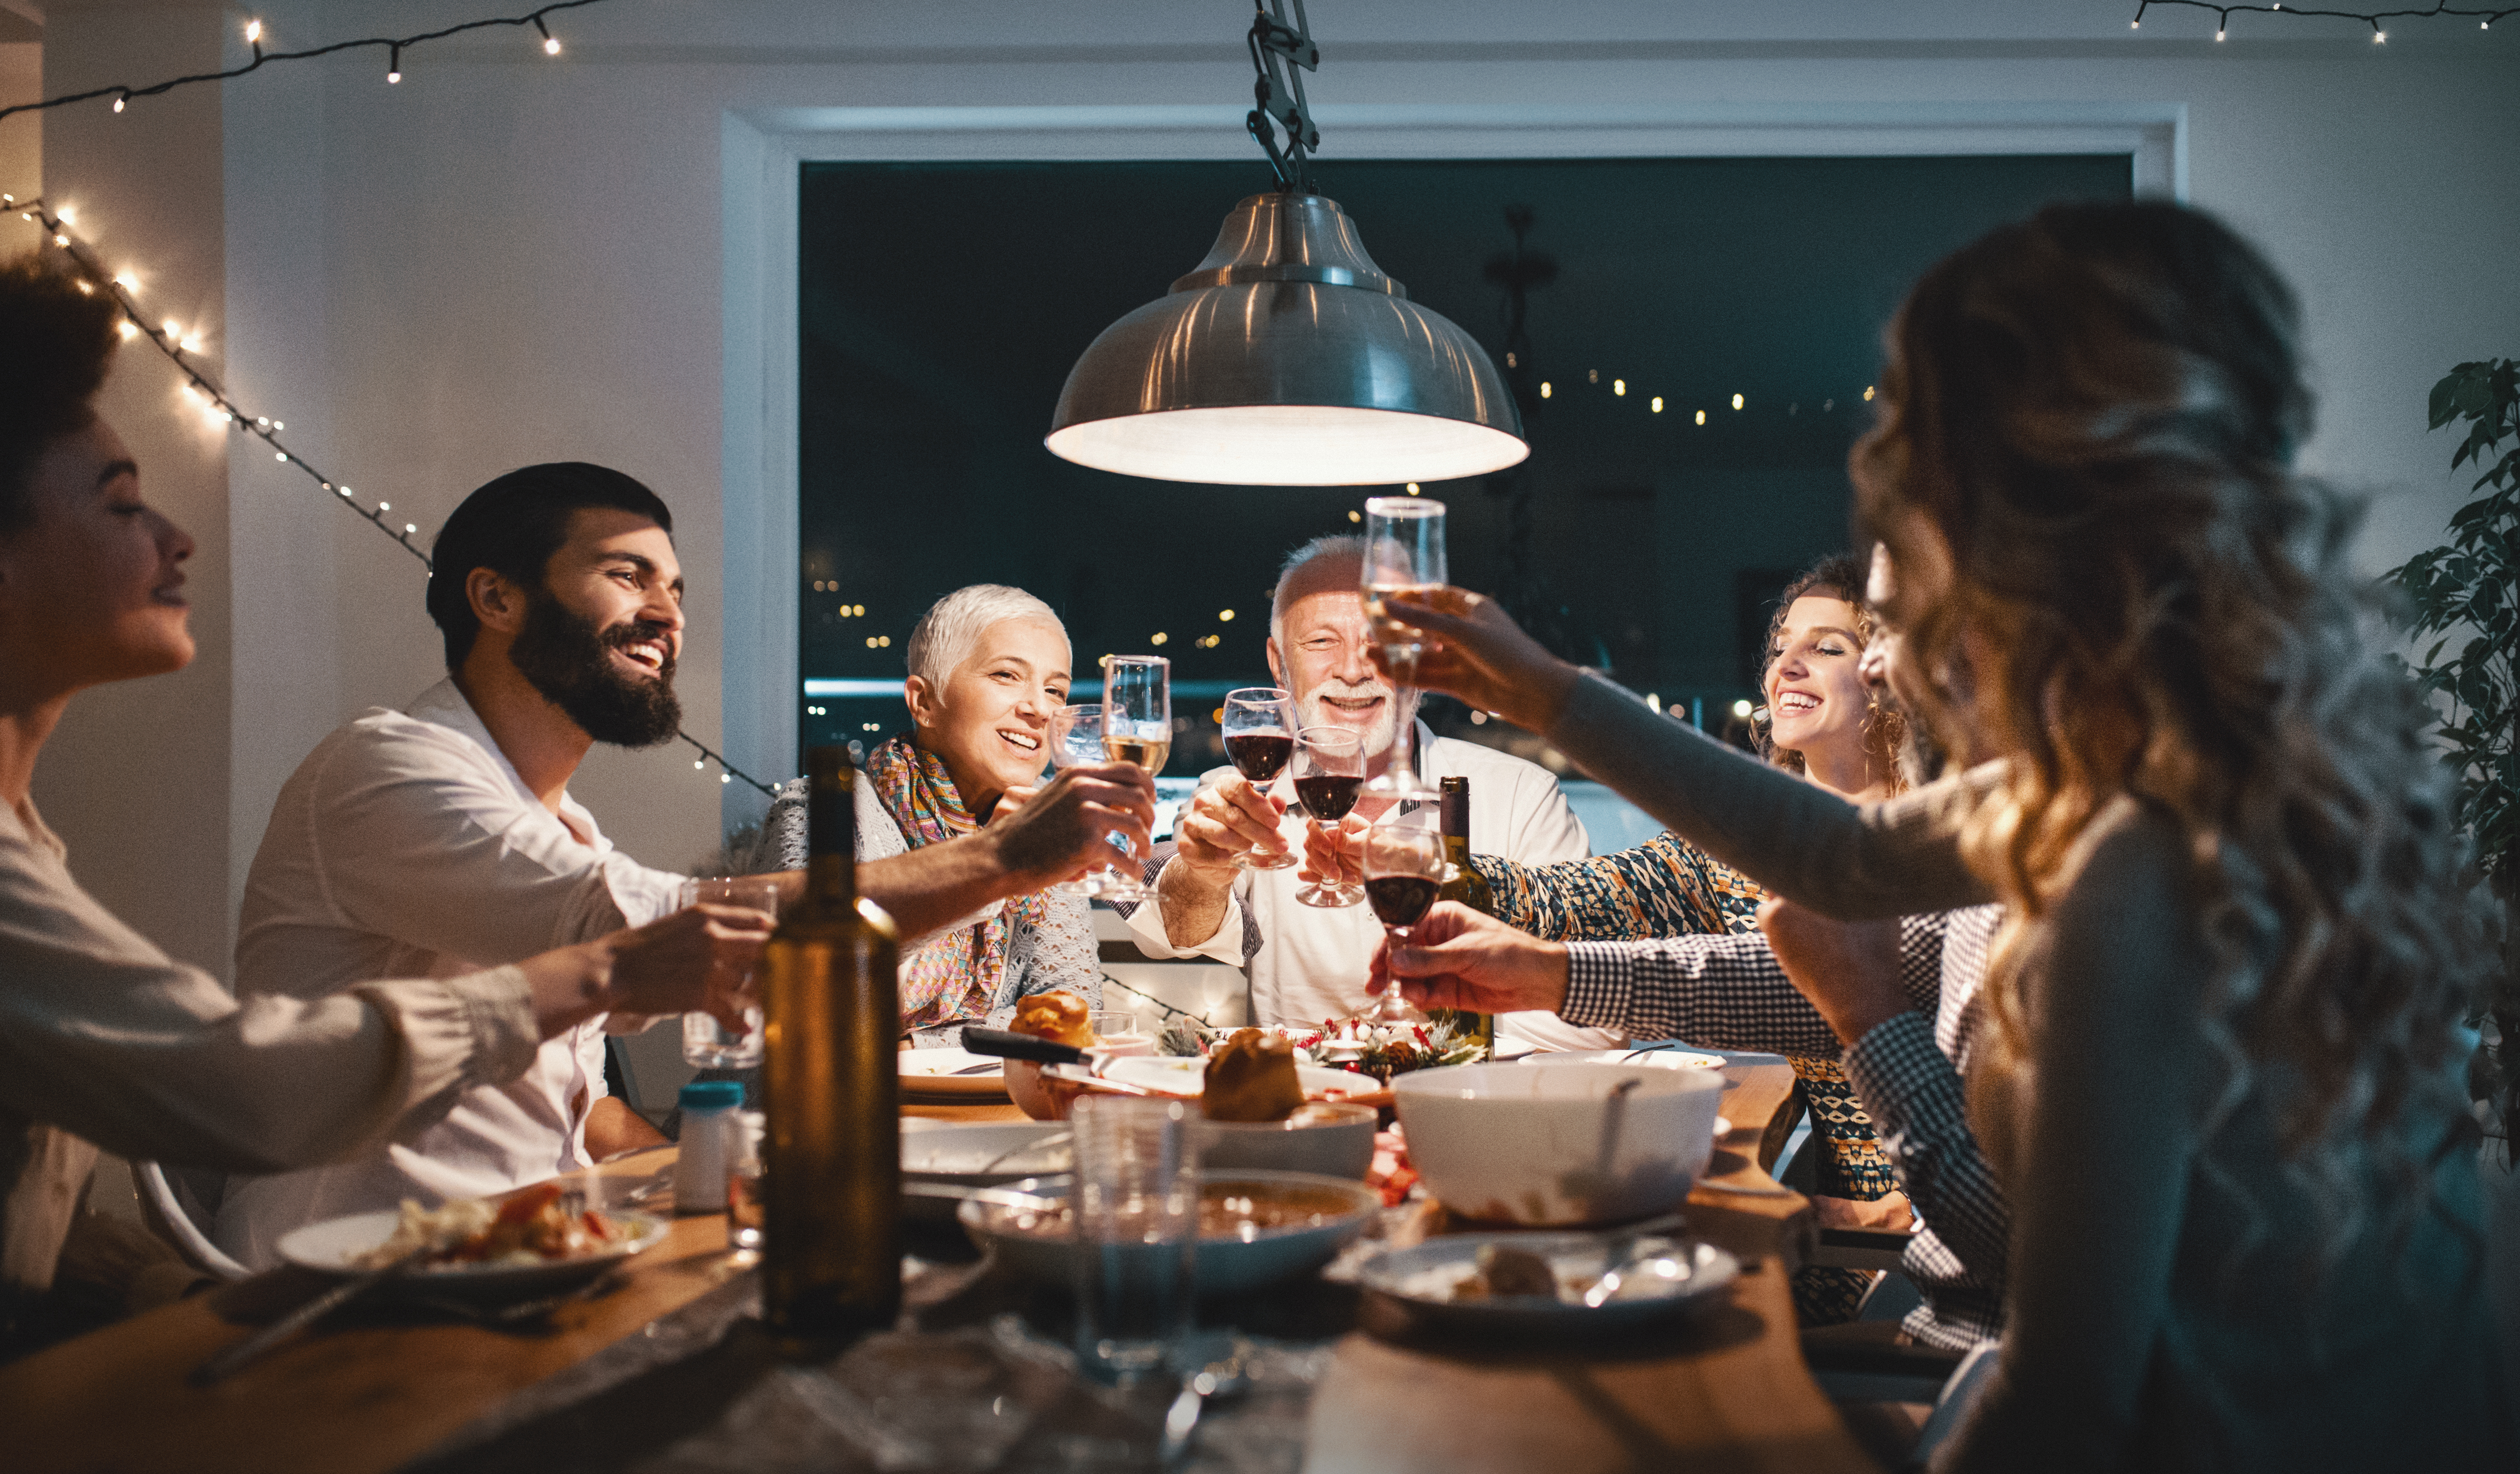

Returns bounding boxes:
[1374,201,2503,1469]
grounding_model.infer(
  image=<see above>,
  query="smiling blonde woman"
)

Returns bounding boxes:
[754,584,1099,1042]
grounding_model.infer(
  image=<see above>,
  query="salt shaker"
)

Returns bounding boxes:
[673,1080,743,1215]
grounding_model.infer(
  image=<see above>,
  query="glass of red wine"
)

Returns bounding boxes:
[1362,813,1446,1024]
[1221,686,1298,871]
[1291,725,1365,909]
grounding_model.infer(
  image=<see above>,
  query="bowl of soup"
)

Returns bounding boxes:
[1391,1062,1724,1227]
[957,1169,1380,1295]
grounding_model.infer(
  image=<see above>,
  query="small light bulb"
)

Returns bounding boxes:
[337,485,352,497]
[1695,409,1706,425]
[113,96,126,113]
[256,416,269,427]
[1731,393,1744,410]
[75,279,92,294]
[1406,482,1419,493]
[1732,699,1753,718]
[1587,369,1598,383]
[2215,28,2225,41]
[273,420,283,430]
[244,19,262,43]
[181,338,201,353]
[405,523,417,534]
[1613,379,1626,396]
[1864,385,1876,401]
[55,207,73,225]
[2372,29,2385,43]
[695,759,706,769]
[162,319,180,336]
[1151,632,1168,646]
[53,234,68,247]
[275,452,287,463]
[1347,510,1360,523]
[1218,609,1235,622]
[2130,18,2140,28]
[377,501,390,512]
[1651,396,1663,412]
[544,35,562,54]
[114,274,136,289]
[1540,382,1553,398]
[720,773,730,784]
[117,321,138,339]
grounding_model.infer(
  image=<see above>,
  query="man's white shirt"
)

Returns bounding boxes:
[213,680,686,1268]
[1123,726,1617,1049]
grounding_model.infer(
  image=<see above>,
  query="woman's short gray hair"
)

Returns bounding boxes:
[906,584,1066,690]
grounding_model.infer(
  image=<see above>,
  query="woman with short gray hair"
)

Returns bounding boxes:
[754,584,1100,1043]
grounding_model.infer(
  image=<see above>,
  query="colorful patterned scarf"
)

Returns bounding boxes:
[864,734,1052,1032]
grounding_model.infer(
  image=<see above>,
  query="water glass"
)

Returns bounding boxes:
[1070,1094,1199,1386]
[678,876,780,1068]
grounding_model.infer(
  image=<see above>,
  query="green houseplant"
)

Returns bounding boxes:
[2384,359,2519,1156]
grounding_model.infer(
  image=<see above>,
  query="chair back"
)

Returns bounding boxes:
[133,1161,250,1282]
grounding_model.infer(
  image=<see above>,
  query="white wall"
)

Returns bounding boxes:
[23,1,2517,970]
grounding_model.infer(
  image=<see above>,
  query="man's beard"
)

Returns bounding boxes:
[1295,679,1417,759]
[508,591,682,748]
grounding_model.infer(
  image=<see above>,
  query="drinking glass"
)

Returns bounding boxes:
[678,876,780,1068]
[1070,1094,1199,1387]
[1095,656,1170,904]
[1047,703,1105,899]
[1361,812,1446,1025]
[1291,725,1365,910]
[1361,496,1447,798]
[1220,686,1298,871]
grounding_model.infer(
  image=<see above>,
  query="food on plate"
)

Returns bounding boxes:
[1011,990,1095,1049]
[1202,1029,1308,1122]
[989,1180,1365,1242]
[1460,1242,1561,1299]
[1160,1013,1485,1083]
[351,1182,627,1270]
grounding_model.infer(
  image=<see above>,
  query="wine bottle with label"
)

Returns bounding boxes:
[1434,775,1498,1056]
[762,745,901,1348]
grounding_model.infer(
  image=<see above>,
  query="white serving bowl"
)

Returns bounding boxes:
[1192,1101,1377,1179]
[1391,1061,1725,1227]
[957,1169,1380,1296]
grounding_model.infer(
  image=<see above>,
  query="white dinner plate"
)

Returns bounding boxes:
[1524,1048,1728,1072]
[899,1047,1009,1097]
[274,1207,669,1300]
[1101,1054,1380,1101]
[1359,1232,1739,1333]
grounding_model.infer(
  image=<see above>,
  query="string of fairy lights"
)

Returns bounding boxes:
[12,196,778,798]
[0,2,615,122]
[2126,0,2517,40]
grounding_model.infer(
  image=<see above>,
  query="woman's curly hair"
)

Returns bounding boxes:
[1756,552,1908,793]
[0,249,122,530]
[1852,200,2490,1268]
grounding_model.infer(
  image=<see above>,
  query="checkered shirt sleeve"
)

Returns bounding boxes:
[1558,911,1947,1059]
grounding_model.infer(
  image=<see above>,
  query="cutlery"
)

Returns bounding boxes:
[945,1060,1005,1076]
[1575,1210,1687,1309]
[191,1244,427,1386]
[958,1026,1132,1076]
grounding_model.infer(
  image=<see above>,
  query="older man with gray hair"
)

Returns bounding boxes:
[1124,536,1614,1048]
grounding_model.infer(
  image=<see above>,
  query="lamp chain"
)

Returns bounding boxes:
[1245,0,1321,194]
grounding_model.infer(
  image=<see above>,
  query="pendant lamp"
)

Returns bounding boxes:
[1044,3,1528,486]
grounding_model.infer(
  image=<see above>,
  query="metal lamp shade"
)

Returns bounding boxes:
[1046,192,1528,486]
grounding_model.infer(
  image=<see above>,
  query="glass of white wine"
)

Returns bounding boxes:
[1096,656,1170,904]
[1361,495,1446,798]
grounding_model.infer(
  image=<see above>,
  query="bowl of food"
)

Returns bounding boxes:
[1005,997,1153,1120]
[276,1182,669,1300]
[957,1169,1380,1296]
[1194,1101,1378,1179]
[1391,1061,1725,1227]
[899,1120,1075,1224]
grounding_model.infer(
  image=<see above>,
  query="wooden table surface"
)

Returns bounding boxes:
[2,1062,1874,1474]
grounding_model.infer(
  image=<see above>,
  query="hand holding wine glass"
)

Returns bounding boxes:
[1363,584,1580,736]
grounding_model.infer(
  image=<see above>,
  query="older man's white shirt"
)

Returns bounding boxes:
[1125,726,1615,1049]
[213,680,686,1269]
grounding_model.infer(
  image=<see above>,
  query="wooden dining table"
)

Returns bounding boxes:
[0,1057,1879,1474]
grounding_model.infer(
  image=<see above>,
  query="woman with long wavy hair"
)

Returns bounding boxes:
[1371,200,2502,1469]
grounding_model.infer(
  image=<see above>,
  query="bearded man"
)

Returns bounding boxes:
[214,464,1149,1266]
[1123,535,1606,1048]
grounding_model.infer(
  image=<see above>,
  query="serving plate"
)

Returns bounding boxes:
[899,1047,1009,1097]
[957,1169,1380,1296]
[274,1208,669,1301]
[1359,1232,1739,1332]
[1101,1055,1377,1101]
